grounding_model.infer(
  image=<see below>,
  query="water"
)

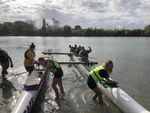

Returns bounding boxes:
[0,36,150,113]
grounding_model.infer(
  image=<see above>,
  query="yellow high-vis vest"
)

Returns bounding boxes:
[52,60,61,72]
[89,65,105,83]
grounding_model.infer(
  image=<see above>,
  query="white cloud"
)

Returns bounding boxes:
[0,0,150,29]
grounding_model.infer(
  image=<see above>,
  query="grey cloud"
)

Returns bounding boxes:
[0,4,11,14]
[0,0,10,4]
[82,1,109,13]
[45,0,52,3]
[113,0,141,12]
[0,0,149,29]
[39,8,72,26]
[83,1,103,8]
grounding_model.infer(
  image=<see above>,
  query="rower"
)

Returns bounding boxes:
[74,45,82,56]
[0,48,14,77]
[87,60,118,104]
[79,46,92,63]
[38,57,65,99]
[24,43,38,76]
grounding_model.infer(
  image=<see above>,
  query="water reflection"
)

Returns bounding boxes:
[0,76,16,113]
[0,77,16,99]
[0,36,149,112]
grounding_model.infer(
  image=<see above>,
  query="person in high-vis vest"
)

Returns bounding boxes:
[38,57,64,99]
[87,60,118,104]
[24,43,37,75]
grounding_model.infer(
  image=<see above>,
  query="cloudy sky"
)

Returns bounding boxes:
[0,0,150,29]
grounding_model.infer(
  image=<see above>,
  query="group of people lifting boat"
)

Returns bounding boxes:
[0,43,118,104]
[69,44,92,63]
[69,44,118,104]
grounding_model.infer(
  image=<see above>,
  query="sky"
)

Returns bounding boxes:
[0,0,150,29]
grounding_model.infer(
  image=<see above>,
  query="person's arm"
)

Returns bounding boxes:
[89,46,92,52]
[33,59,39,64]
[41,61,51,76]
[79,50,82,57]
[105,78,118,84]
[44,60,53,72]
[8,55,14,67]
[99,70,118,84]
[4,52,14,67]
[86,47,92,54]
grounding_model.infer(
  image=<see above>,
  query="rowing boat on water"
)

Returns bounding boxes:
[11,67,50,113]
[69,54,150,113]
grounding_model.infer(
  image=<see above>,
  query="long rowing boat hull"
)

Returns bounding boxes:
[70,55,150,113]
[12,69,49,113]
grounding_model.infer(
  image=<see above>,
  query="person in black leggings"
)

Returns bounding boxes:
[87,60,118,104]
[38,57,64,99]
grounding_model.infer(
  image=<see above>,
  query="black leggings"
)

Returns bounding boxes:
[1,62,9,76]
[53,68,63,78]
[24,66,34,75]
[87,76,97,90]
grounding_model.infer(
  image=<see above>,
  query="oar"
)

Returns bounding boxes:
[36,69,44,72]
[42,52,72,55]
[58,61,98,65]
[15,71,27,76]
[36,61,98,65]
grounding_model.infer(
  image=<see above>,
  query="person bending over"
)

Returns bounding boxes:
[38,57,64,99]
[87,60,118,104]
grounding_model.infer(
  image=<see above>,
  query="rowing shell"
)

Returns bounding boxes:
[69,54,150,113]
[11,68,50,113]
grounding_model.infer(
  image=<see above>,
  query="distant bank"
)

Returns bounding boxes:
[0,19,150,37]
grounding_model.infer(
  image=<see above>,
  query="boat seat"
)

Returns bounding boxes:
[24,70,41,86]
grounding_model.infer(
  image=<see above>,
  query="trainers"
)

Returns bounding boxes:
[2,74,5,77]
[55,96,60,100]
[5,71,8,75]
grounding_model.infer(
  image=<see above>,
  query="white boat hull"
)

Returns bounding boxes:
[70,55,150,113]
[12,91,37,113]
[12,69,49,113]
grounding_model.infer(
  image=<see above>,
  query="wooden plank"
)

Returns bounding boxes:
[58,61,98,65]
[42,52,72,55]
[36,69,44,72]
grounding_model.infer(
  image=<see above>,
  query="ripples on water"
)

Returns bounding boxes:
[30,64,122,113]
[1,57,122,113]
[0,36,150,113]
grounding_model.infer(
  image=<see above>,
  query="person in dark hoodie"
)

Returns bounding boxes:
[0,48,14,77]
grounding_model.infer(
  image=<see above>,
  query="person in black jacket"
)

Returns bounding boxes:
[0,48,13,77]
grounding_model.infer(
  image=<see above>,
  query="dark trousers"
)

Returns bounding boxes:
[24,66,34,76]
[1,62,9,77]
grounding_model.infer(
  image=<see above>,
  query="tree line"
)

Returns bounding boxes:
[0,19,150,37]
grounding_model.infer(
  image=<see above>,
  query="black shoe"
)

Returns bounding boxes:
[2,70,8,75]
[4,70,8,75]
[2,74,5,77]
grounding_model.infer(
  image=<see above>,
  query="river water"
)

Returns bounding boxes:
[0,36,150,113]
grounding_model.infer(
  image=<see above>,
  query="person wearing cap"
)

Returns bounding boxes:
[24,43,37,75]
[38,57,64,99]
[0,48,14,77]
[87,60,118,104]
